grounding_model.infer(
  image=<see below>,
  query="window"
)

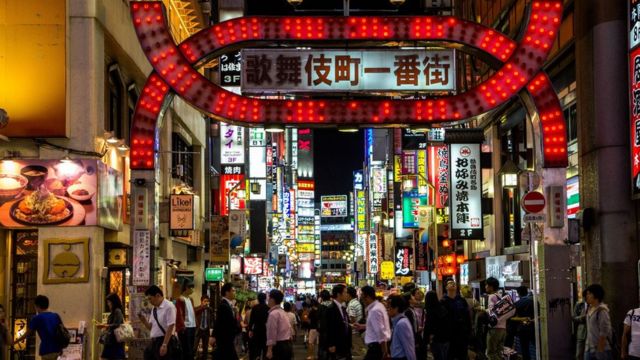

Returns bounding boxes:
[564,102,578,144]
[172,133,194,186]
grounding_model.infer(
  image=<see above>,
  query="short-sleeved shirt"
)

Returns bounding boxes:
[29,312,62,355]
[624,308,640,357]
[148,299,177,338]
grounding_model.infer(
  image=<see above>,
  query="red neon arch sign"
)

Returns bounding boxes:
[130,1,567,170]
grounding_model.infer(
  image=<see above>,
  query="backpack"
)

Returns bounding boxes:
[595,307,620,358]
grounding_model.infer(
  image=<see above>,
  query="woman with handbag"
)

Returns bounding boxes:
[98,293,125,360]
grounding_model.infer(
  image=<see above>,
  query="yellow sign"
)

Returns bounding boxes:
[394,155,402,182]
[13,318,27,350]
[380,261,395,280]
[297,243,315,253]
[417,150,427,190]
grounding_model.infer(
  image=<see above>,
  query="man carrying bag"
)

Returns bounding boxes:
[138,285,181,359]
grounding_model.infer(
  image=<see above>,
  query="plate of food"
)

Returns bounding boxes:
[9,188,74,226]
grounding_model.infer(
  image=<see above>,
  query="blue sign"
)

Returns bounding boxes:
[353,170,364,190]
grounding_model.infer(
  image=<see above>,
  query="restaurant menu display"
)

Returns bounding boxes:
[0,159,122,228]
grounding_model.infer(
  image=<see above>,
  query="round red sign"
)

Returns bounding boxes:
[521,191,546,213]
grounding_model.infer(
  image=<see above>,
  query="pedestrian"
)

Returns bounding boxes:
[266,289,293,360]
[584,284,612,360]
[346,286,365,357]
[403,288,425,360]
[387,295,416,360]
[485,277,513,360]
[139,285,180,360]
[284,302,298,341]
[249,292,270,360]
[307,300,320,360]
[317,289,333,360]
[622,300,640,360]
[301,302,311,345]
[441,281,470,360]
[194,295,213,360]
[175,279,196,360]
[353,285,391,360]
[324,284,352,359]
[13,295,66,360]
[97,292,125,360]
[213,283,241,360]
[573,291,588,360]
[424,290,452,360]
[510,286,534,360]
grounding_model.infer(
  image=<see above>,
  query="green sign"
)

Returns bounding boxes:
[402,191,428,228]
[205,267,224,282]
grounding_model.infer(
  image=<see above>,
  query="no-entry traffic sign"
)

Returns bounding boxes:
[521,191,546,213]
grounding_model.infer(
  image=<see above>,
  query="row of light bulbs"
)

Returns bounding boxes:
[287,0,406,6]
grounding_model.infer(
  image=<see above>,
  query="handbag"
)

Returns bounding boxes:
[153,308,181,357]
[99,330,111,345]
[114,323,134,343]
[55,314,71,349]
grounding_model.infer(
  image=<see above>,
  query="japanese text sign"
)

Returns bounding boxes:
[220,122,245,164]
[244,256,263,275]
[321,195,348,217]
[368,233,379,274]
[631,46,640,197]
[241,49,455,93]
[395,246,413,276]
[428,145,449,208]
[449,143,483,239]
[631,0,640,50]
[132,230,151,286]
[380,261,395,280]
[402,191,428,228]
[356,190,367,232]
[220,50,242,86]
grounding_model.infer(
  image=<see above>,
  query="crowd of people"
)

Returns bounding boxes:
[11,279,640,360]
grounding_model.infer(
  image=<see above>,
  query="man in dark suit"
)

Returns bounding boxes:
[213,283,241,360]
[325,284,352,360]
[248,292,270,360]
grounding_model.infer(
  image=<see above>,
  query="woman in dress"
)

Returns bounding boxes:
[98,293,125,360]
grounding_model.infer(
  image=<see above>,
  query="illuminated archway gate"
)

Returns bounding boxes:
[129,1,567,171]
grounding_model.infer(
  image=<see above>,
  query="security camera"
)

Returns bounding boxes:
[0,108,8,129]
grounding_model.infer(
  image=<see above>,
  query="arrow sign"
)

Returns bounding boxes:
[521,191,546,214]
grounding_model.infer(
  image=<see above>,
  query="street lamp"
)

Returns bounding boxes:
[498,159,521,188]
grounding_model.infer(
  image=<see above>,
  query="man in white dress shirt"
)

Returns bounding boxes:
[353,286,391,360]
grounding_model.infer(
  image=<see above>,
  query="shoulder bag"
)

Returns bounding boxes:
[153,308,181,357]
[55,314,71,349]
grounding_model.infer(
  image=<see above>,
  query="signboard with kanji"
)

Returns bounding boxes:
[321,195,348,217]
[368,233,379,274]
[630,4,640,198]
[449,143,483,239]
[428,145,449,209]
[395,246,413,276]
[241,49,455,93]
[220,122,245,164]
[220,50,241,86]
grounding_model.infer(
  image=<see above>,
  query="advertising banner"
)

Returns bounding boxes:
[210,216,230,265]
[631,46,640,197]
[220,174,245,216]
[402,191,428,228]
[220,50,241,86]
[402,129,427,150]
[0,159,124,229]
[244,256,263,275]
[368,233,379,274]
[320,195,348,217]
[132,230,151,286]
[170,194,194,230]
[354,170,364,190]
[428,145,450,209]
[380,261,395,280]
[220,122,245,164]
[241,49,455,92]
[356,190,367,232]
[395,246,413,276]
[297,129,314,179]
[297,243,315,253]
[449,144,483,239]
